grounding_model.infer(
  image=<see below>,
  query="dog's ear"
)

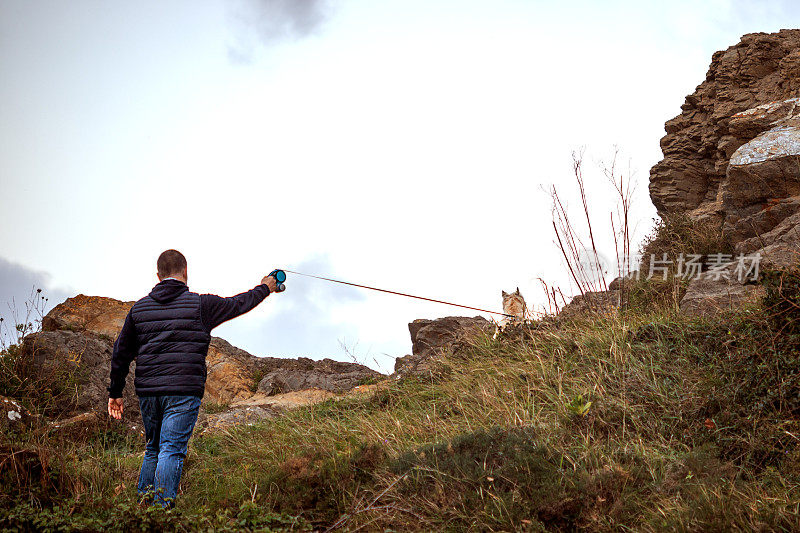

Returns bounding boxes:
[502,290,508,297]
[515,287,520,295]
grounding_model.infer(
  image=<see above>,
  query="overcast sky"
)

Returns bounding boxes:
[2,0,799,372]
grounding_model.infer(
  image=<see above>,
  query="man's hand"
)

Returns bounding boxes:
[108,397,124,420]
[261,274,279,293]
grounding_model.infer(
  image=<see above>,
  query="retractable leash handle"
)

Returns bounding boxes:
[269,269,286,292]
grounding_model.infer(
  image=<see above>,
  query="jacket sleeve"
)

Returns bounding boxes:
[108,311,138,398]
[200,284,271,332]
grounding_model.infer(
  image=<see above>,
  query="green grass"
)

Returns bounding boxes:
[202,401,231,414]
[3,273,800,531]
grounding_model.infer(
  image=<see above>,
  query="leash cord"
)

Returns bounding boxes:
[282,270,513,318]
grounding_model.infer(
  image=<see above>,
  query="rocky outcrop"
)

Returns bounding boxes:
[42,295,132,340]
[15,293,386,426]
[394,316,494,378]
[409,316,493,358]
[650,30,800,315]
[205,338,265,404]
[650,30,800,219]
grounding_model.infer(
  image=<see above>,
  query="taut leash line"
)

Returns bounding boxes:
[281,269,513,318]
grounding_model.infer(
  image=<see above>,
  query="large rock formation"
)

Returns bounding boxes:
[649,30,800,315]
[650,30,800,219]
[18,294,384,424]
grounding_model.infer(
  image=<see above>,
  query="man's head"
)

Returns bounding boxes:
[157,249,188,283]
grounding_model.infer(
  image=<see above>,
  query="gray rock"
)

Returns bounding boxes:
[723,131,800,214]
[680,262,765,317]
[393,316,494,378]
[202,405,278,431]
[256,357,382,395]
[409,316,494,359]
[21,330,139,420]
[558,290,621,320]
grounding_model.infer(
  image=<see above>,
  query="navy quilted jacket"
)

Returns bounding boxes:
[108,280,270,398]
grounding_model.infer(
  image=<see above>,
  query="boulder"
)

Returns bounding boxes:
[21,330,139,419]
[409,316,494,359]
[679,262,765,317]
[557,290,621,320]
[722,113,800,248]
[394,316,494,378]
[255,358,382,395]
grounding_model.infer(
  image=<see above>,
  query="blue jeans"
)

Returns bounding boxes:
[137,395,201,507]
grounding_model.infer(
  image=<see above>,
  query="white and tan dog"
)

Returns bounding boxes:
[493,287,527,338]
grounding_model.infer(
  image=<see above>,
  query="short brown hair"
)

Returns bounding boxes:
[157,249,187,278]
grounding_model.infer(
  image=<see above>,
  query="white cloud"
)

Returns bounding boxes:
[227,0,332,63]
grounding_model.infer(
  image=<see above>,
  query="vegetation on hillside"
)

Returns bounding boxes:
[2,259,800,531]
[3,208,800,531]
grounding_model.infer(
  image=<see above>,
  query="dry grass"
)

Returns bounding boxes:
[3,270,800,530]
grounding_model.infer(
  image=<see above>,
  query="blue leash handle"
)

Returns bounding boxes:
[269,269,286,292]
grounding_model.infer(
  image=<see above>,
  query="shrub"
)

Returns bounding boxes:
[0,341,82,418]
[639,214,732,268]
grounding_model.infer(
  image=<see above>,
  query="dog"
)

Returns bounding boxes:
[493,287,527,338]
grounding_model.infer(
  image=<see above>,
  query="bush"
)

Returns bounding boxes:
[0,341,82,418]
[639,214,732,268]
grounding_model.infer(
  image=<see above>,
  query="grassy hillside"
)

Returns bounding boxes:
[3,267,800,531]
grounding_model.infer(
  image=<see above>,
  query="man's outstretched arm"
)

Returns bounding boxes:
[201,276,278,332]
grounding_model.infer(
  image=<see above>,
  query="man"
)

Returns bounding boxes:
[107,249,281,507]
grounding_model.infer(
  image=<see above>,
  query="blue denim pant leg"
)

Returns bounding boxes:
[137,395,201,507]
[137,396,162,499]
